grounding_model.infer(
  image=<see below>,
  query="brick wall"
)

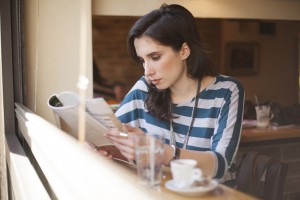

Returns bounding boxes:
[92,16,221,94]
[240,139,300,200]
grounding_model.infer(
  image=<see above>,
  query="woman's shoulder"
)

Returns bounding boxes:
[121,76,149,102]
[214,74,244,90]
[129,76,149,92]
[216,74,240,82]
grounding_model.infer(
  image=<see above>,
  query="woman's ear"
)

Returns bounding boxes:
[180,42,191,60]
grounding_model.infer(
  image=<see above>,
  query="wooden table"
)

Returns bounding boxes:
[241,125,300,143]
[155,171,257,200]
[119,162,257,200]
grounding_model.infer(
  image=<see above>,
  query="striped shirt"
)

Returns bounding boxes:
[116,74,244,183]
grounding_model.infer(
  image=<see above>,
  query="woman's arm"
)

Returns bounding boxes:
[103,127,216,177]
[163,144,215,177]
[208,81,245,178]
[164,79,244,178]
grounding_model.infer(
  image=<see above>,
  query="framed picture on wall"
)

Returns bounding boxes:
[225,42,259,76]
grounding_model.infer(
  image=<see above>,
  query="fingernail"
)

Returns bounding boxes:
[119,132,128,138]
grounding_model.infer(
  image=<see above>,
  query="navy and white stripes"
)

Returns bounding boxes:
[116,74,244,183]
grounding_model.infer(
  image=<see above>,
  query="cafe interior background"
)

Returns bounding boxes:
[91,3,300,198]
[1,0,300,199]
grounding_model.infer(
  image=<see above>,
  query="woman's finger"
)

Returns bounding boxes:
[104,129,120,137]
[119,151,135,160]
[123,124,144,134]
[106,131,135,146]
[114,143,135,160]
[97,149,113,159]
[104,129,130,141]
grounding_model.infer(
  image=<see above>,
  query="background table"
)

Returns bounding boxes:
[241,125,300,143]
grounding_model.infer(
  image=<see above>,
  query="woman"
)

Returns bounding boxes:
[102,4,244,186]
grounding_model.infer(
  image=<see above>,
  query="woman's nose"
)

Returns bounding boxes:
[143,61,154,77]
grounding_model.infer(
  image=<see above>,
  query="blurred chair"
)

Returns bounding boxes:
[236,151,288,200]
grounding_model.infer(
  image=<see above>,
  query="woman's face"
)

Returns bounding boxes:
[134,36,189,90]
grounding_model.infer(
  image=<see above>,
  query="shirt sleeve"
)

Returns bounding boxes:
[115,77,149,129]
[211,80,245,179]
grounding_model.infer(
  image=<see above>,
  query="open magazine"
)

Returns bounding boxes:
[47,91,131,164]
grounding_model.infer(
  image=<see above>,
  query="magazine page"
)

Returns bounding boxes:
[48,91,111,146]
[47,91,131,164]
[85,98,124,132]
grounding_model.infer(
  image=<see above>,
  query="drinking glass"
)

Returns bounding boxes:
[134,133,165,189]
[255,105,273,128]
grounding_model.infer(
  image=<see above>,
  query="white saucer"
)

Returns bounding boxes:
[165,179,218,196]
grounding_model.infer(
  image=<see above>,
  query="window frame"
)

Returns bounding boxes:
[1,0,25,199]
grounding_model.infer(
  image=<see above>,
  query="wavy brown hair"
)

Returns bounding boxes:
[127,4,217,120]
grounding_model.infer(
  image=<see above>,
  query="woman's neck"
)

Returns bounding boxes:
[170,77,199,104]
[170,75,216,104]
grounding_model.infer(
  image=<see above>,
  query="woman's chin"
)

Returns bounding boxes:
[154,85,167,91]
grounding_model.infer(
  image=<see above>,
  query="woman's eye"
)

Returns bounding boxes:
[152,56,160,61]
[138,58,145,63]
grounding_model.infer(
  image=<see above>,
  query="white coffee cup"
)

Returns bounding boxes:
[170,159,202,189]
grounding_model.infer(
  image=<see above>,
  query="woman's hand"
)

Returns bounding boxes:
[84,141,114,159]
[103,124,144,161]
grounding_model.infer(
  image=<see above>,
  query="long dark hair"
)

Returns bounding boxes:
[127,4,217,120]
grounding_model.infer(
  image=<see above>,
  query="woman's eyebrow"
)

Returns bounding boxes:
[137,51,160,58]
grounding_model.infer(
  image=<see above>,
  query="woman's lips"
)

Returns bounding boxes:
[151,79,160,85]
